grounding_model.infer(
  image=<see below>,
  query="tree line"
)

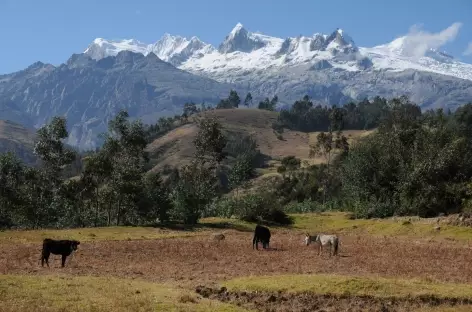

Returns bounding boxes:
[0,108,264,229]
[1,91,472,229]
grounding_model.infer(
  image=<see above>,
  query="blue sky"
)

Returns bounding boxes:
[0,0,471,74]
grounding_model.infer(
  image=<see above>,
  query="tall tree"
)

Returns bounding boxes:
[33,116,76,226]
[0,152,24,227]
[172,116,228,224]
[309,107,348,206]
[100,110,149,225]
[193,116,228,163]
[244,92,253,107]
[228,90,241,108]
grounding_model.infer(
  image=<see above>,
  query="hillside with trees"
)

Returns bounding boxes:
[1,90,472,229]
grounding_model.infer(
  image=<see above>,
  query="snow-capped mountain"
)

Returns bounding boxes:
[84,23,472,82]
[85,34,215,67]
[3,23,472,150]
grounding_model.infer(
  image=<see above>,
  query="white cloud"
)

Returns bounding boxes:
[463,42,472,56]
[401,22,462,58]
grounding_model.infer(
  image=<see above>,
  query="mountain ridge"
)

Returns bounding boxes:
[1,23,472,151]
[83,23,472,82]
[0,50,235,150]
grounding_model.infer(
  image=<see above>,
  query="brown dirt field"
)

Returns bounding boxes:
[196,286,472,312]
[2,229,472,311]
[2,230,472,287]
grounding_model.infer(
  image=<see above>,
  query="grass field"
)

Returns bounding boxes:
[2,212,472,311]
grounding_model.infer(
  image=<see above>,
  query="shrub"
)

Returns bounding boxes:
[209,193,293,226]
[234,193,292,225]
[277,165,286,173]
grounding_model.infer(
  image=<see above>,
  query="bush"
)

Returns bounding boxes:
[209,193,293,226]
[235,193,292,225]
[277,165,286,173]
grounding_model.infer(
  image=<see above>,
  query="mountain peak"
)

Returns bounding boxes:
[218,23,266,53]
[323,28,357,53]
[230,23,245,36]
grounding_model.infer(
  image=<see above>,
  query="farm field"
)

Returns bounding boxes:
[1,212,472,311]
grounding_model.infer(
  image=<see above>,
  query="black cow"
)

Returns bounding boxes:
[41,238,80,267]
[253,225,271,250]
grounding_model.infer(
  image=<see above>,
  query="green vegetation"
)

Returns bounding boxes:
[224,273,472,300]
[2,89,472,230]
[0,275,250,312]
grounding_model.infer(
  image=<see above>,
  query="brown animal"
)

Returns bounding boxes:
[211,233,225,242]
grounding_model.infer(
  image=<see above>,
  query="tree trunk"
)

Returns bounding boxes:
[116,197,122,226]
[94,188,99,227]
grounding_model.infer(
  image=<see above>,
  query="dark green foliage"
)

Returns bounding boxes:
[228,155,254,189]
[258,95,278,111]
[171,160,219,224]
[4,95,472,229]
[210,192,292,226]
[224,133,261,191]
[0,152,24,227]
[137,173,172,223]
[235,192,292,225]
[341,98,472,218]
[244,92,253,107]
[193,116,227,163]
[280,156,301,171]
[274,164,340,205]
[217,90,241,109]
[171,116,228,224]
[278,95,389,132]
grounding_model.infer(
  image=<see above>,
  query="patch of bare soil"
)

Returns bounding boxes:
[1,230,472,288]
[195,286,472,312]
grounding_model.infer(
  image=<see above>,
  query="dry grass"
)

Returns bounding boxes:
[224,274,472,299]
[0,226,209,244]
[146,109,374,172]
[2,213,472,311]
[292,212,472,241]
[0,274,251,312]
[414,307,472,312]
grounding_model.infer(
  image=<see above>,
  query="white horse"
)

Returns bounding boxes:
[304,233,339,256]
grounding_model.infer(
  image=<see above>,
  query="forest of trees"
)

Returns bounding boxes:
[1,90,472,229]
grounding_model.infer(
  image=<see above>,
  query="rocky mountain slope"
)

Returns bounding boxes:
[85,24,472,109]
[0,52,233,150]
[0,120,37,165]
[1,23,472,151]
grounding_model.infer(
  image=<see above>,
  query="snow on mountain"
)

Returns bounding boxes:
[84,38,149,61]
[83,23,472,82]
[84,34,215,66]
[360,36,472,81]
[218,23,273,53]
